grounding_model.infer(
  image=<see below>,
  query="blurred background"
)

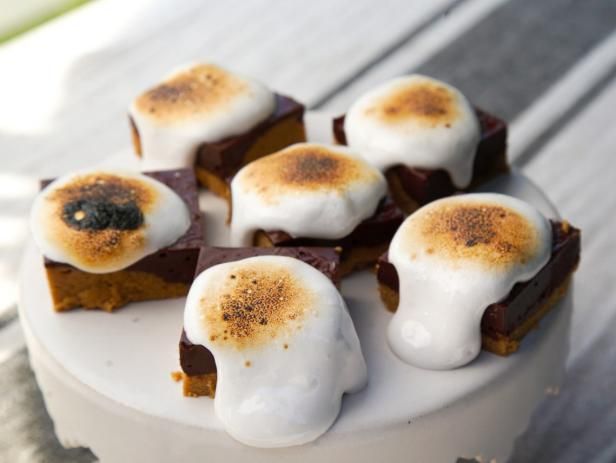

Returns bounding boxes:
[0,0,88,44]
[1,1,615,462]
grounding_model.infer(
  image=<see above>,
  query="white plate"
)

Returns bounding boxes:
[19,113,572,463]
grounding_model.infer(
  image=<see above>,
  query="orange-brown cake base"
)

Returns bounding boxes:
[45,266,189,312]
[181,372,217,398]
[339,243,390,277]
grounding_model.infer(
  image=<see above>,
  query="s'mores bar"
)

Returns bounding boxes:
[181,252,366,447]
[179,245,342,398]
[129,63,306,198]
[229,142,405,276]
[376,193,580,369]
[333,75,508,213]
[30,168,203,311]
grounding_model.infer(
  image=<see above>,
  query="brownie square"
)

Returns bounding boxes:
[42,168,204,312]
[376,221,581,356]
[179,245,341,397]
[333,108,509,214]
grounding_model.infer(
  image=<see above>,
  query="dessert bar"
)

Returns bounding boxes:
[334,75,508,214]
[378,210,580,358]
[179,245,342,398]
[230,143,405,276]
[36,169,203,311]
[181,253,366,447]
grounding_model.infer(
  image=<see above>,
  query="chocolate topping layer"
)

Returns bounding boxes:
[260,196,404,253]
[196,246,341,285]
[195,94,304,179]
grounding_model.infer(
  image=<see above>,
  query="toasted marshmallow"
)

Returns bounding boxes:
[129,63,275,170]
[387,193,552,369]
[30,170,190,273]
[344,74,481,188]
[230,143,387,245]
[184,255,367,447]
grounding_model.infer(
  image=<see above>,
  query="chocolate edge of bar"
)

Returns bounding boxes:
[260,196,405,251]
[41,168,204,284]
[376,221,581,336]
[194,93,305,179]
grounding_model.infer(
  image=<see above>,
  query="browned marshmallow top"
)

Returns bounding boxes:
[134,64,250,123]
[42,173,159,269]
[201,262,313,350]
[403,201,542,270]
[363,79,459,127]
[238,143,382,200]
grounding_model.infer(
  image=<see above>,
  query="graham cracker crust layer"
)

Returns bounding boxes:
[181,372,217,398]
[45,266,189,312]
[339,243,390,277]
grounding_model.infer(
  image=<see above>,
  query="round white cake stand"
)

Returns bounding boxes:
[19,113,573,463]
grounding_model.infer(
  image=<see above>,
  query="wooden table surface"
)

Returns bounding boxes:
[1,1,615,461]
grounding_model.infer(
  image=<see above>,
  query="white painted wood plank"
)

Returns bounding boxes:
[321,0,509,112]
[522,77,616,364]
[509,30,616,163]
[511,81,616,459]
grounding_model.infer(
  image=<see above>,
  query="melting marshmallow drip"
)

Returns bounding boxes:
[183,256,367,447]
[230,143,387,246]
[129,63,275,170]
[344,74,481,188]
[30,169,190,273]
[387,193,552,370]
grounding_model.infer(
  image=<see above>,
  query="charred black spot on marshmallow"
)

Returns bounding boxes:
[62,199,143,231]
